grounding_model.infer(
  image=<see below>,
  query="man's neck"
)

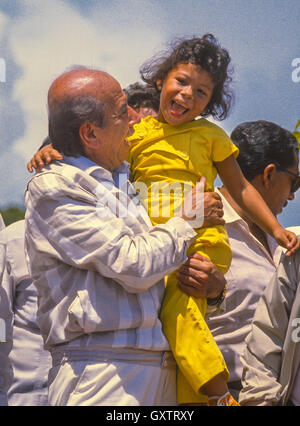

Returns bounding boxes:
[218,187,251,224]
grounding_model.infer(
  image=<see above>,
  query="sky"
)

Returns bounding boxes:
[0,0,299,227]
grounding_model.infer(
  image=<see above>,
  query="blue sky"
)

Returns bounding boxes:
[0,0,299,226]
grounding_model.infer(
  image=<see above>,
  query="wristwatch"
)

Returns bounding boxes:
[207,282,228,307]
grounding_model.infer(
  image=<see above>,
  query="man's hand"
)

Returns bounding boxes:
[27,144,62,173]
[177,253,226,299]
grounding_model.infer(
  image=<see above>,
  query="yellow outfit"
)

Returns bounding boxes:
[128,116,239,404]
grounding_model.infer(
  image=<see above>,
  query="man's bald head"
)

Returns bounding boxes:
[47,68,123,157]
[48,68,118,111]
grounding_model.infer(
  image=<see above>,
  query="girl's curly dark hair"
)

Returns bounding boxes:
[140,34,234,120]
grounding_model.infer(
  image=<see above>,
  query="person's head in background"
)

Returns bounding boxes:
[124,82,160,118]
[231,120,299,216]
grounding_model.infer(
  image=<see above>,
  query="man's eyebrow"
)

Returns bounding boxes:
[111,103,128,119]
[115,103,128,116]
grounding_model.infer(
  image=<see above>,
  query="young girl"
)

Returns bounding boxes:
[28,35,299,405]
[127,34,299,406]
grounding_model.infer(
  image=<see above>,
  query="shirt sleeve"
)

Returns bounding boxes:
[0,215,5,232]
[0,231,14,406]
[239,251,300,405]
[210,126,239,163]
[26,173,196,294]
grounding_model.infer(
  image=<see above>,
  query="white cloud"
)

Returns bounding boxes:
[0,11,7,40]
[0,11,8,87]
[7,0,166,159]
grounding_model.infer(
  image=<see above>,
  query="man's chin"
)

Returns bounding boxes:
[280,202,289,214]
[276,207,284,216]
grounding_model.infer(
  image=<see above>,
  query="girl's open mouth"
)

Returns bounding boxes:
[170,100,188,117]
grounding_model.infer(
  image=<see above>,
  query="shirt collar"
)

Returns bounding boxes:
[216,187,278,263]
[215,187,243,224]
[62,156,129,188]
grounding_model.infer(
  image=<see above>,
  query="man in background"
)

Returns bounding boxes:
[0,220,51,405]
[206,120,299,399]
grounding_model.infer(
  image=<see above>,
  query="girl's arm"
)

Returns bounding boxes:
[27,144,62,173]
[215,155,300,257]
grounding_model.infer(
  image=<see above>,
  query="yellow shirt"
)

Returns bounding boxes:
[129,116,239,265]
[129,115,238,187]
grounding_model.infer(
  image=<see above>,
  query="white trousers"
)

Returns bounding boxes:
[48,348,177,406]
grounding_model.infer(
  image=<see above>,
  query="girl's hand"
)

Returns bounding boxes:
[202,191,225,227]
[179,177,225,228]
[179,177,206,227]
[273,227,300,257]
[27,145,62,173]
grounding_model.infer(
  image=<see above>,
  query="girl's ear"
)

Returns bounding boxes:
[156,80,162,91]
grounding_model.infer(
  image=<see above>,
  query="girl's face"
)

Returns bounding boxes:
[157,62,215,126]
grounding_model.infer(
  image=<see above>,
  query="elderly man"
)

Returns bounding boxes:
[25,68,225,406]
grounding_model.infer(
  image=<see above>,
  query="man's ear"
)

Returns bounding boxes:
[79,122,98,149]
[262,163,276,189]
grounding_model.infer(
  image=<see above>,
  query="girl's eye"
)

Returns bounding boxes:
[197,89,207,96]
[176,78,186,85]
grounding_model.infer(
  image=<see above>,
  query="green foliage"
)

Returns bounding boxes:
[0,206,25,226]
[293,120,300,145]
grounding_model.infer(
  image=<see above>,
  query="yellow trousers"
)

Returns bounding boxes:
[160,226,231,404]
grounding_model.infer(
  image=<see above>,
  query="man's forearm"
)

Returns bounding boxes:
[26,174,197,293]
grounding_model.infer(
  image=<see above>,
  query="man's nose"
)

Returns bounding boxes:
[128,106,141,127]
[288,192,295,201]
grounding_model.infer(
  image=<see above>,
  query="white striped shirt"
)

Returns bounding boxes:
[0,221,51,406]
[0,215,4,231]
[0,215,9,405]
[25,156,196,354]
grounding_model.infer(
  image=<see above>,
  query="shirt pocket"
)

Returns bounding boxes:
[68,293,85,333]
[67,290,102,334]
[138,137,191,177]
